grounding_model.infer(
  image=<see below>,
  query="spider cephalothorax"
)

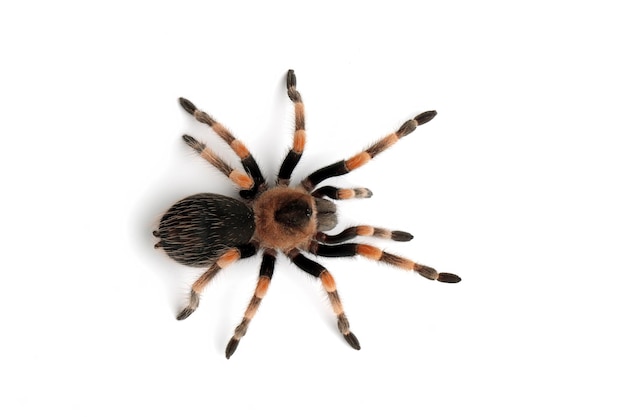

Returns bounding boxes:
[154,69,461,359]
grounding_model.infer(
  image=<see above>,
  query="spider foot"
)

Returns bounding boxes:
[176,307,195,321]
[344,332,361,350]
[390,230,413,242]
[438,272,461,283]
[287,69,297,89]
[415,266,461,283]
[225,337,240,359]
[286,69,301,102]
[178,97,197,114]
[176,292,200,320]
[348,188,372,199]
[415,110,437,125]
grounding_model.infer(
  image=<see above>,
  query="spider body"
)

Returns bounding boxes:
[154,70,461,359]
[157,193,255,267]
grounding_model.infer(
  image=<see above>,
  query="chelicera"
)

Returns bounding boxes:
[154,70,461,359]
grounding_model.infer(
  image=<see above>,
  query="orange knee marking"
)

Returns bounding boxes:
[356,225,374,236]
[357,244,382,260]
[293,129,306,153]
[229,170,254,189]
[320,271,336,292]
[217,249,241,268]
[346,152,371,171]
[255,277,271,298]
[231,140,250,158]
[337,189,355,199]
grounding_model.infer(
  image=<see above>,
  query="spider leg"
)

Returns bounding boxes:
[301,111,437,191]
[177,243,259,320]
[277,69,306,186]
[287,249,360,350]
[179,97,266,197]
[311,186,372,200]
[308,242,461,283]
[225,249,277,359]
[181,134,254,189]
[316,225,413,244]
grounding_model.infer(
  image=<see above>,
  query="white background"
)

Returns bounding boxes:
[2,1,624,415]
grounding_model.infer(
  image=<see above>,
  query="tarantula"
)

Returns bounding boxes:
[154,69,461,359]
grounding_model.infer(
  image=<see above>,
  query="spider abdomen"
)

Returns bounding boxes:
[156,193,255,267]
